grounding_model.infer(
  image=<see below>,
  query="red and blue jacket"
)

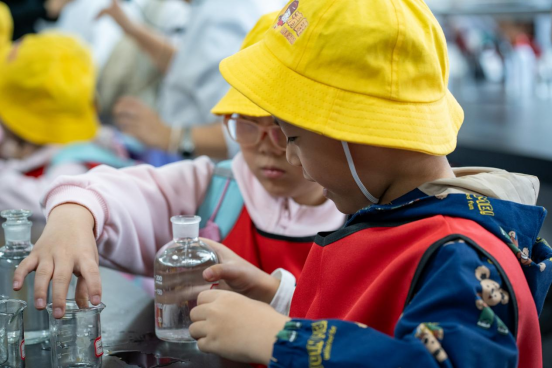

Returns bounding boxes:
[270,189,551,368]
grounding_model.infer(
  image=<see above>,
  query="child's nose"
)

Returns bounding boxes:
[258,131,284,155]
[286,147,301,167]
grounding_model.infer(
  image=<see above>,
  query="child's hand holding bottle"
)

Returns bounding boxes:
[200,239,281,304]
[12,204,102,318]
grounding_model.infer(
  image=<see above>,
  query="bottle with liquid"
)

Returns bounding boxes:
[0,210,49,345]
[154,215,219,343]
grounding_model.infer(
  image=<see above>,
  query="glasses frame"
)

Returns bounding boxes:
[224,115,287,151]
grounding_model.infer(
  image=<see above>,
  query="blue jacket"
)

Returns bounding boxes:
[271,169,550,368]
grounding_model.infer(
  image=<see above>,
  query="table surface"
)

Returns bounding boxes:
[24,267,250,368]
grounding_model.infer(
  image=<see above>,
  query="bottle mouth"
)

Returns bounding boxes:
[46,299,106,317]
[170,215,201,226]
[171,215,201,240]
[1,209,32,220]
[0,299,27,317]
[2,209,33,243]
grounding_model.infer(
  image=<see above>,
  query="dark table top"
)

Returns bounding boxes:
[24,268,250,368]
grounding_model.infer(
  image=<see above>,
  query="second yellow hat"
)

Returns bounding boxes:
[210,12,279,118]
[0,33,98,145]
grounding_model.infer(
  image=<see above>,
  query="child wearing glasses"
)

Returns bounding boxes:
[13,13,345,319]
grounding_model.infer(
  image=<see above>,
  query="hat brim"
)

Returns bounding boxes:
[220,41,464,156]
[0,104,98,145]
[211,86,269,117]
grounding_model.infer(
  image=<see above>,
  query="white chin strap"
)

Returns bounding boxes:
[342,141,379,204]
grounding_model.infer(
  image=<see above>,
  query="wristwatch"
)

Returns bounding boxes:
[177,127,195,158]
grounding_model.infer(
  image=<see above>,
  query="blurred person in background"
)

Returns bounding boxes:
[54,0,190,115]
[0,32,134,221]
[98,0,286,160]
[2,0,73,40]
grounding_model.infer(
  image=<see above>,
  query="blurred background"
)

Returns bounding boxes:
[428,0,552,364]
[1,0,552,365]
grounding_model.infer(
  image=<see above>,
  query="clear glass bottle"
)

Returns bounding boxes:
[0,210,49,345]
[154,216,219,343]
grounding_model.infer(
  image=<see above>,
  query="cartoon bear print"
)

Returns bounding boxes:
[475,265,509,335]
[535,238,550,272]
[508,231,533,266]
[415,323,448,363]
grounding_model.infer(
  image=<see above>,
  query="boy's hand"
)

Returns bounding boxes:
[12,204,101,318]
[189,290,290,364]
[200,238,281,304]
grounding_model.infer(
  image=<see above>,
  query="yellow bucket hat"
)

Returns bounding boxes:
[211,12,279,117]
[0,2,12,54]
[220,0,464,156]
[0,33,98,145]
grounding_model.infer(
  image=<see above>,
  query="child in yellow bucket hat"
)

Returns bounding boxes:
[0,33,133,219]
[184,1,550,367]
[11,12,344,320]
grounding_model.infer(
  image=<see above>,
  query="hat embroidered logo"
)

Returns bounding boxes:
[274,0,309,44]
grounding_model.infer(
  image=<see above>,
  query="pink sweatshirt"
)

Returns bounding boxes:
[41,154,346,277]
[0,127,131,221]
[0,146,88,220]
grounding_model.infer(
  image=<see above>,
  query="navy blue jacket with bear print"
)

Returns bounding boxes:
[270,168,551,368]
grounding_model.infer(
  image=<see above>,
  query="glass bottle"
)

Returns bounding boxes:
[154,216,219,342]
[0,210,49,345]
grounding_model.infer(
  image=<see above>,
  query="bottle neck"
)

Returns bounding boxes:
[3,223,32,251]
[4,240,32,250]
[174,236,200,244]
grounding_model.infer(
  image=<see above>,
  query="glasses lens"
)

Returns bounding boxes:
[268,127,287,150]
[228,119,261,146]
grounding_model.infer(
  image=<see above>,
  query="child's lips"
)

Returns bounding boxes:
[261,167,286,179]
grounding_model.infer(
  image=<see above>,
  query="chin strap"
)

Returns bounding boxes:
[342,141,379,204]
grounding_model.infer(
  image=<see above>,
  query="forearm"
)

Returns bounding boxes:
[170,123,228,160]
[270,319,444,368]
[192,123,228,160]
[41,159,215,275]
[124,23,176,74]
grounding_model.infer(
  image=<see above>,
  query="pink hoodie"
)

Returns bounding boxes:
[0,146,89,220]
[41,154,346,277]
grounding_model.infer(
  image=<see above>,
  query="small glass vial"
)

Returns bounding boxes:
[0,210,49,345]
[154,216,219,343]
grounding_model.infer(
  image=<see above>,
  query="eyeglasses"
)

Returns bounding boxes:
[225,116,287,151]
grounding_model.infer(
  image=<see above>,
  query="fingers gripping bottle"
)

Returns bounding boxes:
[0,210,49,345]
[154,216,219,342]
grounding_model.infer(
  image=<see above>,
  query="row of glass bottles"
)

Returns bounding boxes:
[0,210,49,346]
[0,209,76,346]
[2,209,218,346]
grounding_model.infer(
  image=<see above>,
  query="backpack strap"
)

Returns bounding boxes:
[197,160,244,240]
[47,142,135,172]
